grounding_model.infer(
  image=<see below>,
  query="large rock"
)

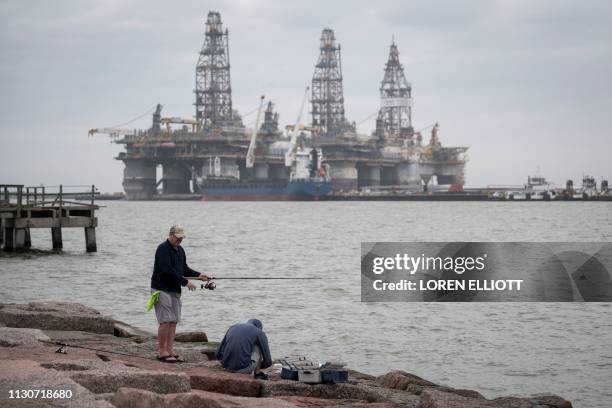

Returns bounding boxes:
[491,394,573,408]
[279,395,399,407]
[70,370,191,394]
[0,327,50,347]
[113,320,156,340]
[376,370,483,398]
[133,337,217,362]
[0,359,113,408]
[376,370,436,391]
[261,379,388,402]
[174,331,208,342]
[348,369,377,381]
[44,329,125,343]
[355,382,420,407]
[0,302,115,334]
[189,370,262,397]
[112,387,297,408]
[37,358,191,395]
[419,389,573,408]
[419,389,497,408]
[198,342,219,360]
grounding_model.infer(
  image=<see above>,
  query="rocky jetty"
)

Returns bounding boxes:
[0,302,573,407]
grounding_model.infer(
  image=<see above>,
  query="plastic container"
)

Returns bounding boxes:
[281,367,299,381]
[298,369,322,384]
[321,369,349,384]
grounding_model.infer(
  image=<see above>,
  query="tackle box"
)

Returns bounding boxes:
[280,359,300,381]
[280,358,348,384]
[280,366,298,381]
[298,369,322,384]
[321,369,349,384]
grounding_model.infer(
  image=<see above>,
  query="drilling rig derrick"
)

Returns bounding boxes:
[375,39,413,145]
[195,11,240,129]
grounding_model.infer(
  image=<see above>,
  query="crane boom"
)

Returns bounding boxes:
[246,95,266,169]
[87,127,136,142]
[285,86,310,167]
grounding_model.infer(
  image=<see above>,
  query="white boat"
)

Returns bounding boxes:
[508,176,555,200]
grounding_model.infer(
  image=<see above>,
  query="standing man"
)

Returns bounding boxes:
[151,225,208,362]
[217,319,272,379]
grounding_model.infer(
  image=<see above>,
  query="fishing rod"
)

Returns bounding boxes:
[185,277,311,280]
[184,276,312,290]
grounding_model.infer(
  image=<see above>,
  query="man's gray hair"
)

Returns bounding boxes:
[169,225,186,238]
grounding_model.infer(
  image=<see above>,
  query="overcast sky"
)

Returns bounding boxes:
[1,0,610,191]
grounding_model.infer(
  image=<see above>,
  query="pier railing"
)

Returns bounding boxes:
[2,184,99,209]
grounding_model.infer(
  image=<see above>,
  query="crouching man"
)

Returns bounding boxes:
[216,319,272,379]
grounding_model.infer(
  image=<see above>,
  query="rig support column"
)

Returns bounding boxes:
[357,165,381,188]
[122,160,157,200]
[162,164,192,194]
[329,160,358,191]
[85,227,97,253]
[51,227,63,250]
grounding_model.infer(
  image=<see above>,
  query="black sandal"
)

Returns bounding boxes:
[156,355,178,363]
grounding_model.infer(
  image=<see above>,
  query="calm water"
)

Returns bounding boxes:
[1,201,612,407]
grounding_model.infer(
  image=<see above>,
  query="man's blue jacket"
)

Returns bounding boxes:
[151,239,200,294]
[217,319,272,371]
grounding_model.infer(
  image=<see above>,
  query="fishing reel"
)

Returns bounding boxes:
[201,280,216,290]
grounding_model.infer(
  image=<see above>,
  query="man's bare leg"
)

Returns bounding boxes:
[158,323,170,356]
[167,322,177,356]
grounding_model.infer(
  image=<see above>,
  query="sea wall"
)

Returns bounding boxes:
[0,302,573,407]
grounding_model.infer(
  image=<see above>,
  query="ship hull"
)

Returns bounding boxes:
[199,180,333,201]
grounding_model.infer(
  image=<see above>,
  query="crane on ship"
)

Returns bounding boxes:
[87,127,137,142]
[246,95,266,169]
[87,104,163,142]
[285,86,310,167]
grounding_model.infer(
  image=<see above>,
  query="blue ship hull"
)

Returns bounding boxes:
[199,179,333,201]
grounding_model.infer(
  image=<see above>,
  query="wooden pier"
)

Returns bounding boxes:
[0,184,99,252]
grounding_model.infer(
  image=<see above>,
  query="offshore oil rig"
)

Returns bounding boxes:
[89,11,468,200]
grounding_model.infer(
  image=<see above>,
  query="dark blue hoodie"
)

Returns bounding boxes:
[151,239,200,294]
[216,319,272,371]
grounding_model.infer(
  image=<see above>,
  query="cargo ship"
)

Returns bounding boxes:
[197,148,332,201]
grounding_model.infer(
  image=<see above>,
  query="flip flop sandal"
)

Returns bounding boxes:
[156,355,178,363]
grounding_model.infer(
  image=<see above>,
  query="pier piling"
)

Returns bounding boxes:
[24,228,31,248]
[3,227,14,252]
[14,228,27,251]
[84,227,96,253]
[51,227,63,250]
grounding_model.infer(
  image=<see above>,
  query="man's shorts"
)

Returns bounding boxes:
[152,289,181,323]
[235,345,262,374]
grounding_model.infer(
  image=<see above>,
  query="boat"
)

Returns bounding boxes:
[197,148,332,201]
[196,91,332,201]
[574,175,597,198]
[506,175,556,200]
